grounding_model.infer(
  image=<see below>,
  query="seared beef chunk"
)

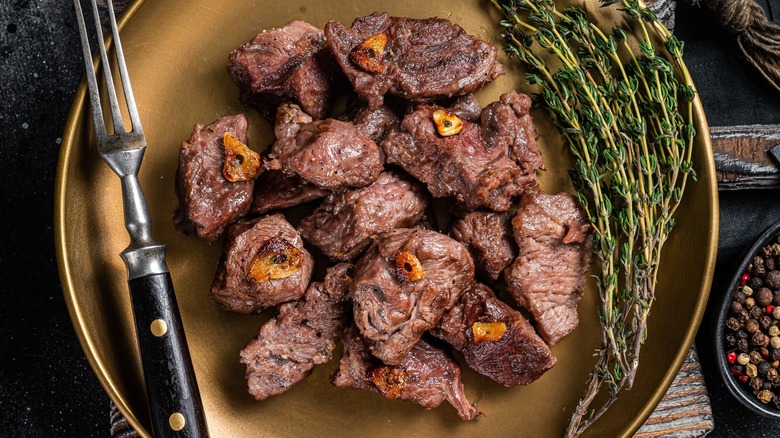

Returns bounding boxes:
[265,103,383,189]
[351,228,474,364]
[447,94,482,123]
[241,263,354,400]
[250,170,329,215]
[325,12,504,109]
[173,114,253,242]
[382,96,540,211]
[449,210,516,282]
[504,190,592,345]
[227,20,339,120]
[481,91,542,173]
[211,213,314,313]
[332,326,483,420]
[431,283,556,386]
[344,100,399,143]
[298,171,429,261]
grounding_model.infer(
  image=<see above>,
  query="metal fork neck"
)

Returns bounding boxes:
[102,147,170,279]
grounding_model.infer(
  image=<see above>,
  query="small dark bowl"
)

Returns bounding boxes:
[715,220,780,419]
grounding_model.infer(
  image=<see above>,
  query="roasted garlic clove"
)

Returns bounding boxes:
[432,109,463,137]
[247,238,303,282]
[223,132,262,182]
[471,321,507,343]
[349,32,388,74]
[368,366,407,399]
[395,249,424,282]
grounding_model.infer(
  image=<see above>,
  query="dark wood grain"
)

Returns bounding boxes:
[713,124,780,190]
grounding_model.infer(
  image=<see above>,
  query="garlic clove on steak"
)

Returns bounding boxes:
[248,238,304,282]
[223,132,262,182]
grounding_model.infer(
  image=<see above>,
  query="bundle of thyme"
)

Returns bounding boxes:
[490,0,697,435]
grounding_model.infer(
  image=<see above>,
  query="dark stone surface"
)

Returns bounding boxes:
[0,1,107,437]
[0,0,779,437]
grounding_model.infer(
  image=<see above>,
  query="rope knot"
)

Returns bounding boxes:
[718,0,762,33]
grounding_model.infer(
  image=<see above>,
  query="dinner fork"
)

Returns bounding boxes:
[73,0,208,436]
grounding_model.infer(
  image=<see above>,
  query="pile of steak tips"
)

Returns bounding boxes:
[173,11,593,420]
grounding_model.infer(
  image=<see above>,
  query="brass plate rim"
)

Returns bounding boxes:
[54,1,719,437]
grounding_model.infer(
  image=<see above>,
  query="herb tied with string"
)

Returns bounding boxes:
[490,0,697,436]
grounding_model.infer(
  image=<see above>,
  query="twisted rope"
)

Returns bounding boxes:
[695,0,780,93]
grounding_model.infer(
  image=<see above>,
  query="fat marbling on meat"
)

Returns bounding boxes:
[241,263,353,400]
[382,92,543,211]
[298,170,429,261]
[351,228,474,365]
[211,213,313,314]
[265,103,383,190]
[331,325,483,421]
[228,20,341,120]
[431,283,556,386]
[504,190,592,345]
[173,114,253,242]
[325,12,504,109]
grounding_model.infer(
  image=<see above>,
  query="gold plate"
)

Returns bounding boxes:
[55,0,718,436]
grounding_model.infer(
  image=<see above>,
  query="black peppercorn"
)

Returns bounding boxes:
[747,319,760,333]
[739,310,751,323]
[751,306,765,320]
[738,329,749,340]
[761,315,773,330]
[731,300,745,314]
[759,361,772,375]
[751,350,764,364]
[753,331,768,347]
[739,339,750,352]
[758,288,774,307]
[751,377,764,391]
[733,364,745,373]
[726,334,738,347]
[755,256,767,276]
[726,317,742,331]
[772,349,780,362]
[734,290,747,303]
[763,246,773,258]
[767,259,778,274]
[752,276,766,289]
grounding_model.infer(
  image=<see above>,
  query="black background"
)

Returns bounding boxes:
[1,0,779,436]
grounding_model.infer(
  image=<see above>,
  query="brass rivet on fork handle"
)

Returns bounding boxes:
[72,0,209,436]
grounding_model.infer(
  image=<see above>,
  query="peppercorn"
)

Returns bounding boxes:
[751,276,765,289]
[768,259,778,272]
[774,396,780,409]
[735,290,747,302]
[743,286,754,297]
[755,256,767,276]
[733,364,745,373]
[768,305,776,316]
[738,353,751,365]
[741,375,750,383]
[761,315,774,330]
[770,324,780,338]
[742,273,752,286]
[766,271,780,289]
[768,368,779,381]
[746,319,760,333]
[748,363,759,377]
[773,243,780,256]
[752,306,765,320]
[759,390,774,404]
[772,337,780,350]
[738,329,749,340]
[759,288,775,307]
[774,306,780,320]
[751,350,764,364]
[731,300,745,314]
[747,297,757,309]
[763,245,773,258]
[727,351,737,364]
[739,310,751,323]
[726,334,738,347]
[751,377,764,391]
[761,347,771,359]
[753,331,768,347]
[738,339,749,353]
[773,360,780,369]
[759,361,772,376]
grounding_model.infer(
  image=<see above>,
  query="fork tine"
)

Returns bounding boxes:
[88,0,125,135]
[106,0,142,134]
[73,0,108,139]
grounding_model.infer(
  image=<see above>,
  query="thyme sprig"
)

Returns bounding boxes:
[490,0,696,436]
